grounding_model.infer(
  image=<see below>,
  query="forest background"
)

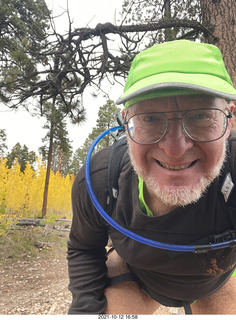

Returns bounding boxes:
[1,0,236,235]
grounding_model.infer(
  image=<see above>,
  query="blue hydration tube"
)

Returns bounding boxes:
[85,126,236,252]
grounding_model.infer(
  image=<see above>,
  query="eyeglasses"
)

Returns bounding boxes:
[124,108,232,144]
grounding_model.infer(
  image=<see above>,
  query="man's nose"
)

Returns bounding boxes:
[158,118,194,157]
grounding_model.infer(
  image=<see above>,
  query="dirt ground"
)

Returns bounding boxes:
[0,226,184,315]
[0,234,71,315]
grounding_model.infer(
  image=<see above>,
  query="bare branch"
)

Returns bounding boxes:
[1,17,214,111]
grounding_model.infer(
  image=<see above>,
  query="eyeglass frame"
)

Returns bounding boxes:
[123,107,233,144]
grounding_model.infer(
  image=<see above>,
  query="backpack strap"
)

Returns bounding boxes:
[107,133,128,215]
[220,130,236,208]
[228,130,236,182]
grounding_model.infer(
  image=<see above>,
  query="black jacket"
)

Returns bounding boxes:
[67,135,236,314]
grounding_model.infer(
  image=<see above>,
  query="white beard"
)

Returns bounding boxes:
[129,143,226,208]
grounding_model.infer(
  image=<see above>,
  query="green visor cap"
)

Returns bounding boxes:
[116,40,236,108]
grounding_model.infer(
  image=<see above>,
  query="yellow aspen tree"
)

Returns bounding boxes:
[1,156,74,219]
[47,170,73,217]
[62,174,73,218]
[55,171,65,214]
[0,157,9,212]
[22,162,36,216]
[47,169,59,215]
[31,158,47,215]
[0,158,15,235]
[6,159,24,215]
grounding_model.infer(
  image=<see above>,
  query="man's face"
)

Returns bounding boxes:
[125,95,233,212]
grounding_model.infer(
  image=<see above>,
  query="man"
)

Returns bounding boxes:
[67,40,236,314]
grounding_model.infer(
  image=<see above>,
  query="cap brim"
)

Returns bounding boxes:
[116,72,236,105]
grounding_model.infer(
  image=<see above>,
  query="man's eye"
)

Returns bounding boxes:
[145,115,157,122]
[194,113,207,120]
[187,112,211,122]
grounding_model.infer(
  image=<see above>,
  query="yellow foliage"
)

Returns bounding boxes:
[0,157,9,210]
[0,157,74,221]
[47,171,74,218]
[27,158,46,216]
[6,159,25,214]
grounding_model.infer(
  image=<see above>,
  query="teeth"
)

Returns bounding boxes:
[159,162,192,171]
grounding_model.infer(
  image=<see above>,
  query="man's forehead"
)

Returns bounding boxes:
[128,94,224,113]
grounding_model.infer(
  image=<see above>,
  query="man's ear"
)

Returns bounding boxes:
[226,102,236,135]
[230,102,236,130]
[122,108,126,120]
[229,101,235,114]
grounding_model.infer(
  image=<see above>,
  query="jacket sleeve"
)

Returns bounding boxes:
[67,167,109,314]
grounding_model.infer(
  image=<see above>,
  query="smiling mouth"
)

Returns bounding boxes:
[157,160,196,171]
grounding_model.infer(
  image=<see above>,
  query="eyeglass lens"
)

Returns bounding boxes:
[127,108,228,144]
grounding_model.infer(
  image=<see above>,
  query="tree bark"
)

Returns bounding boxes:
[41,131,53,218]
[58,149,62,173]
[200,0,236,87]
[16,219,40,226]
[164,0,172,41]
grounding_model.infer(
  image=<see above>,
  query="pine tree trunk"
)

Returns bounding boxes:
[164,0,172,41]
[200,0,236,87]
[41,133,53,218]
[58,149,62,173]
